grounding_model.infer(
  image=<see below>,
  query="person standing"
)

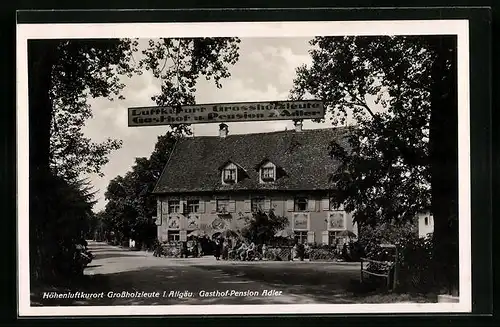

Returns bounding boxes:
[214,239,222,260]
[222,239,229,260]
[197,239,203,257]
[238,242,248,261]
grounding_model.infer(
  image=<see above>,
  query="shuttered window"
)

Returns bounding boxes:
[186,200,200,214]
[216,198,230,212]
[294,197,308,211]
[251,197,265,212]
[294,231,308,244]
[168,200,180,214]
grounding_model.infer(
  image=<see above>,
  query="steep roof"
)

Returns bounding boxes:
[152,126,352,194]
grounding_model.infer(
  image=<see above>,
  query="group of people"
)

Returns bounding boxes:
[213,238,263,261]
[213,238,312,261]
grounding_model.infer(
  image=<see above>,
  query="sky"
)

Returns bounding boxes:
[83,37,335,212]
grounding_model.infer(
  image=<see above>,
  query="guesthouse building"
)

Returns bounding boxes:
[152,122,358,245]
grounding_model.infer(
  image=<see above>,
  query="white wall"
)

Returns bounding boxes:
[418,212,434,238]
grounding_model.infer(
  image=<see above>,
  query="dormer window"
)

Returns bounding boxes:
[261,167,275,181]
[257,160,278,183]
[220,161,244,185]
[223,167,237,183]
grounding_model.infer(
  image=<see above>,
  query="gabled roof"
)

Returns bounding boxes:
[152,126,352,194]
[218,160,245,171]
[254,158,276,170]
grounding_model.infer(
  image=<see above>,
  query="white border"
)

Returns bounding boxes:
[17,20,471,316]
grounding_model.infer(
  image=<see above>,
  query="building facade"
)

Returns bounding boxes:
[152,123,358,245]
[417,211,434,238]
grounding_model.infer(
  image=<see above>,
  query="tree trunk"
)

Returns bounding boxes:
[428,36,459,295]
[28,40,59,282]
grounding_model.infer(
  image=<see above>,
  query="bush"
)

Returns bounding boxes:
[359,221,437,293]
[348,241,365,261]
[396,233,436,293]
[240,210,289,245]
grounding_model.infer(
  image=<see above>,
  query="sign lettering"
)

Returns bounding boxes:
[128,100,324,127]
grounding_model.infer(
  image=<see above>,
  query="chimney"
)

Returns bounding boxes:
[293,120,303,132]
[219,123,229,138]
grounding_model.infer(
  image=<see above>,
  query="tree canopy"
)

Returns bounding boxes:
[102,132,178,248]
[29,37,241,280]
[291,36,444,227]
[240,210,289,245]
[291,35,458,293]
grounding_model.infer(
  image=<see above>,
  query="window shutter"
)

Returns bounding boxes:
[210,200,217,213]
[307,231,315,244]
[228,200,236,213]
[322,198,330,211]
[157,200,162,218]
[180,200,187,214]
[308,199,316,212]
[286,199,294,212]
[321,231,329,245]
[198,200,205,213]
[243,199,251,213]
[161,200,168,215]
[264,199,271,211]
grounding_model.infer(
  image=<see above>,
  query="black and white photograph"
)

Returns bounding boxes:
[17,19,472,316]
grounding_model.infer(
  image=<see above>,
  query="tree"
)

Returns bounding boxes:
[35,175,97,279]
[138,38,240,134]
[49,97,123,181]
[291,35,458,293]
[28,37,240,280]
[103,132,178,248]
[240,210,289,245]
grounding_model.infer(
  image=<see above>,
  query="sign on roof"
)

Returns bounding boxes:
[128,100,325,127]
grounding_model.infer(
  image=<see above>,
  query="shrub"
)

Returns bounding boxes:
[359,221,437,293]
[240,209,289,245]
[396,233,436,293]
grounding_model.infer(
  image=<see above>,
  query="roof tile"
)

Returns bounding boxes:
[153,126,351,194]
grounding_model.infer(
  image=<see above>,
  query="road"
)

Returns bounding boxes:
[30,241,403,306]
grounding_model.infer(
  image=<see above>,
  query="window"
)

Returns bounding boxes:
[329,198,342,211]
[261,167,275,181]
[223,168,237,183]
[294,197,308,212]
[294,231,308,244]
[251,197,265,212]
[216,198,230,213]
[186,200,200,214]
[168,231,180,242]
[424,217,429,226]
[328,231,345,247]
[168,200,180,214]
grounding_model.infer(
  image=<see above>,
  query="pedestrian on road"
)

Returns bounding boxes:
[222,239,229,260]
[246,242,256,261]
[214,239,222,260]
[191,241,198,258]
[181,241,188,258]
[197,239,203,257]
[291,243,297,261]
[238,242,248,261]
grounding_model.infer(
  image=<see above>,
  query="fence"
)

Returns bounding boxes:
[161,244,181,258]
[264,246,292,261]
[308,247,339,261]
